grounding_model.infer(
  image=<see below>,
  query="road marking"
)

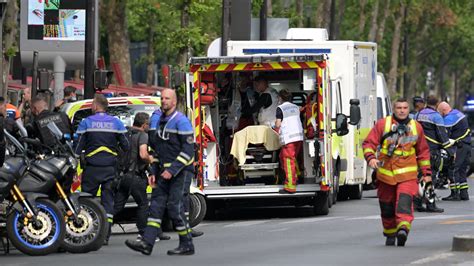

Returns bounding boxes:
[439,219,474,225]
[268,228,289,233]
[345,215,380,220]
[281,216,342,224]
[416,215,473,220]
[410,252,454,264]
[224,220,268,227]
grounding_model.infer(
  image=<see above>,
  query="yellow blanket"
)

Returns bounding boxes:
[230,125,281,165]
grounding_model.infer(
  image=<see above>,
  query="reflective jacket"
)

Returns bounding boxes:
[414,107,451,152]
[362,116,431,185]
[443,109,471,145]
[278,102,304,145]
[152,110,194,176]
[75,112,129,166]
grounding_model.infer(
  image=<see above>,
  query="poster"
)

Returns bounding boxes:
[28,0,87,41]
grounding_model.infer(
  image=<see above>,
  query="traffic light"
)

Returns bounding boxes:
[94,70,114,91]
[37,69,52,93]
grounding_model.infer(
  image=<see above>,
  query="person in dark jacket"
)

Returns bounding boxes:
[438,101,471,201]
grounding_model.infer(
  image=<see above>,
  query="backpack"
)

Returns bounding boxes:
[117,128,139,174]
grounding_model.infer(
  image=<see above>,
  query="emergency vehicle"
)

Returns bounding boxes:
[61,96,207,228]
[225,28,381,201]
[188,53,361,216]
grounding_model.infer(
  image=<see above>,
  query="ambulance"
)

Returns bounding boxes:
[187,53,361,216]
[225,28,381,202]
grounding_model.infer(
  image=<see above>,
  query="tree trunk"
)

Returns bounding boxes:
[368,0,380,42]
[146,12,156,86]
[315,0,332,29]
[333,0,345,40]
[103,0,133,87]
[296,0,304,28]
[1,0,19,98]
[178,0,191,68]
[376,0,391,43]
[387,1,405,97]
[266,0,273,17]
[358,0,368,37]
[323,0,333,31]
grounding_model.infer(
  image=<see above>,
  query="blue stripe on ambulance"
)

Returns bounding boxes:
[242,48,332,55]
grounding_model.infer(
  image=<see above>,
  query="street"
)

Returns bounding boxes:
[1,178,474,266]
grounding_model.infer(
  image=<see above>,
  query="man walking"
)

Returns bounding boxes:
[125,89,195,255]
[363,98,431,247]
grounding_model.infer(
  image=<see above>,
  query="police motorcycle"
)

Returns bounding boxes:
[6,122,108,253]
[0,130,65,255]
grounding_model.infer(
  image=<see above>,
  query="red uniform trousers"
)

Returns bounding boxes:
[377,179,418,237]
[280,141,303,193]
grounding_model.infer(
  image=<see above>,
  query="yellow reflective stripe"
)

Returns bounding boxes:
[176,156,194,166]
[418,160,430,167]
[410,119,417,136]
[216,64,229,71]
[363,148,376,154]
[128,98,144,105]
[378,167,394,177]
[107,218,113,223]
[177,229,191,236]
[86,146,117,157]
[397,221,411,231]
[163,163,172,167]
[285,158,295,190]
[454,128,471,142]
[147,221,161,228]
[384,116,392,133]
[383,228,397,235]
[393,166,418,175]
[380,148,416,156]
[425,135,441,144]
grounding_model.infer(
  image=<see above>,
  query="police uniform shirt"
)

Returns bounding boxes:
[444,109,471,145]
[32,110,72,147]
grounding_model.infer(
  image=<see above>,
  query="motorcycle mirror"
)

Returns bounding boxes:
[4,129,25,153]
[15,120,28,138]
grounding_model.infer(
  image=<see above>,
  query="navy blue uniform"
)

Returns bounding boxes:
[75,112,129,229]
[443,109,471,192]
[143,110,195,250]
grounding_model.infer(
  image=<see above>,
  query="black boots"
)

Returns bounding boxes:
[125,239,153,255]
[425,202,444,213]
[442,190,461,201]
[385,236,396,246]
[396,230,408,247]
[167,235,194,256]
[191,230,204,238]
[414,196,426,212]
[460,189,470,201]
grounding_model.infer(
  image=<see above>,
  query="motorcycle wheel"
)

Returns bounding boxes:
[7,198,65,256]
[61,197,108,253]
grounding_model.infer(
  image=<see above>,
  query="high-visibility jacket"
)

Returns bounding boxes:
[362,116,431,185]
[278,102,304,145]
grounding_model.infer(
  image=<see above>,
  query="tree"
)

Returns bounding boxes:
[1,0,19,98]
[387,1,405,96]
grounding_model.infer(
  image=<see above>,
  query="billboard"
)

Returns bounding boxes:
[20,0,97,69]
[27,0,86,41]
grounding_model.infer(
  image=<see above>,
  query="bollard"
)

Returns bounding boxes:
[452,235,474,252]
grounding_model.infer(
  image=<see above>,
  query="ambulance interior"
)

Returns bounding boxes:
[201,69,322,189]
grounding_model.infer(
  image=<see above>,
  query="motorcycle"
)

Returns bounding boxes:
[0,130,65,256]
[18,122,108,253]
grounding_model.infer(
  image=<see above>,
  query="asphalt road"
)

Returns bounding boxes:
[1,178,474,266]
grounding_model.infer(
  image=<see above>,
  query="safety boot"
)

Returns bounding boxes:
[442,189,461,201]
[413,196,426,212]
[425,202,444,213]
[385,236,396,246]
[460,189,470,201]
[191,230,204,238]
[125,239,153,255]
[167,235,194,255]
[396,230,408,247]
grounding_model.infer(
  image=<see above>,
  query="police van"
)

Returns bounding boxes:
[62,96,207,228]
[187,53,361,216]
[226,28,382,201]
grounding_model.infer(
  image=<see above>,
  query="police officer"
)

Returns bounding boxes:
[125,89,195,256]
[414,95,451,212]
[54,86,78,111]
[75,94,129,244]
[409,96,425,119]
[28,96,73,147]
[438,101,471,201]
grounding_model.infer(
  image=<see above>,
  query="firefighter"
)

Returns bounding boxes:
[28,96,73,147]
[273,89,304,194]
[241,76,279,127]
[438,101,471,201]
[363,98,431,247]
[413,95,452,212]
[125,88,195,256]
[75,94,129,245]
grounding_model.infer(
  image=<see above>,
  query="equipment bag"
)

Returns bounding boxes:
[200,72,217,105]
